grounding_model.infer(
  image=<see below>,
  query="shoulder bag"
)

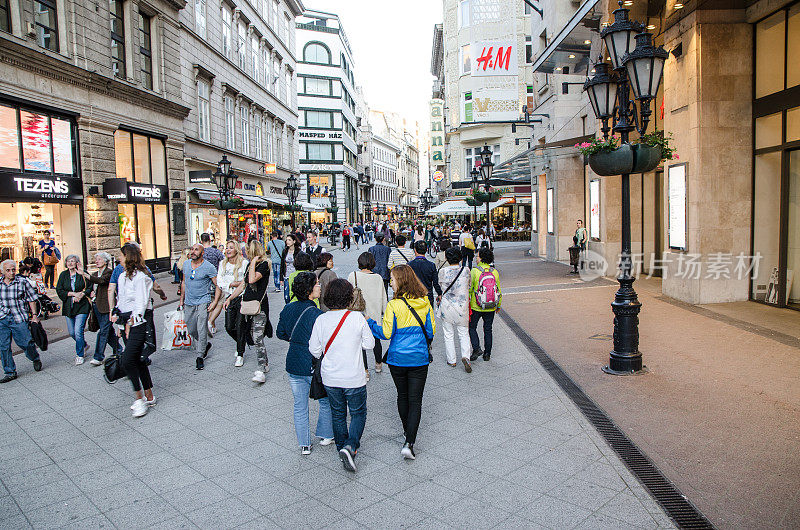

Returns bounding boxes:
[347,272,367,312]
[400,298,433,363]
[241,264,268,315]
[310,310,351,400]
[441,265,466,298]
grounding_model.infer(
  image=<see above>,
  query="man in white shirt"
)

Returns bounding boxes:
[388,235,415,270]
[304,231,325,263]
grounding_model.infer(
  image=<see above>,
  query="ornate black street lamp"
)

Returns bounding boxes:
[363,199,371,221]
[479,145,494,244]
[283,174,300,231]
[213,154,239,237]
[470,166,480,224]
[584,1,668,375]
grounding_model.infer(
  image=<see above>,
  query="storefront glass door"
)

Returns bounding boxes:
[788,149,800,309]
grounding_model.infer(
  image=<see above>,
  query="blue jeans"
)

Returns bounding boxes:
[272,262,281,289]
[324,385,367,452]
[172,263,181,283]
[288,374,333,446]
[93,308,119,362]
[0,316,40,376]
[65,313,88,357]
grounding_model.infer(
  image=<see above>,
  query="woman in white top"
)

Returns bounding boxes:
[111,244,154,418]
[475,229,488,250]
[309,279,374,473]
[348,252,388,375]
[437,247,472,372]
[208,240,249,338]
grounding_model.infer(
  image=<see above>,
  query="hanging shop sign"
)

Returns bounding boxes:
[432,170,444,182]
[430,99,445,166]
[264,163,276,174]
[464,88,519,122]
[2,174,83,201]
[471,41,518,77]
[103,178,169,204]
[188,170,214,184]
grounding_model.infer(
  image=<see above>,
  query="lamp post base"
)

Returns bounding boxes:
[605,274,644,375]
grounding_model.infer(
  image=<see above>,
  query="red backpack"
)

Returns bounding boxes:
[475,267,499,310]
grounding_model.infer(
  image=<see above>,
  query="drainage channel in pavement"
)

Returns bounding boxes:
[499,310,715,530]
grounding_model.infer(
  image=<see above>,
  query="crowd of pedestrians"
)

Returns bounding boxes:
[0,221,502,474]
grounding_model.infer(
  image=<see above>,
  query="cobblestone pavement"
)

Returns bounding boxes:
[0,242,674,529]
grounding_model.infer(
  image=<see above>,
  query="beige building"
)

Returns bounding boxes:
[0,0,190,273]
[529,0,800,310]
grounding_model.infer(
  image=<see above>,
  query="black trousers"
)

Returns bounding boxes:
[44,265,55,288]
[343,234,351,249]
[469,310,495,355]
[461,247,474,269]
[121,324,153,392]
[362,339,384,368]
[389,364,429,445]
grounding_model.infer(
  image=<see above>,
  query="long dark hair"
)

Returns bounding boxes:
[122,245,147,279]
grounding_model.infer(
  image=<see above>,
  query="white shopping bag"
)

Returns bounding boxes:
[162,310,193,351]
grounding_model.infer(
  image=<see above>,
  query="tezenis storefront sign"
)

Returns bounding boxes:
[103,178,169,204]
[0,174,84,201]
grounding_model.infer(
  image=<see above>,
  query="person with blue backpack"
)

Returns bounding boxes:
[469,247,501,362]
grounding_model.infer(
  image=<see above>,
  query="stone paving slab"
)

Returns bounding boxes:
[0,243,674,529]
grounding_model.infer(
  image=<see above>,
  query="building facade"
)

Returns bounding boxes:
[371,135,400,220]
[370,109,421,216]
[180,0,303,244]
[530,0,800,310]
[439,0,536,225]
[0,0,190,273]
[295,9,360,225]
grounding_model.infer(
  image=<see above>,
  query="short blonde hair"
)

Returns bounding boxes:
[246,239,266,261]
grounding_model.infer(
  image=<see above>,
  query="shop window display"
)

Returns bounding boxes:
[0,203,81,269]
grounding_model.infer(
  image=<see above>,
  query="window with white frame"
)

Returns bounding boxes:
[459,0,470,28]
[282,13,290,43]
[110,0,126,78]
[272,57,280,93]
[306,143,334,160]
[288,130,294,170]
[284,69,291,103]
[526,36,533,64]
[460,44,471,74]
[254,115,263,159]
[258,0,267,20]
[271,0,278,33]
[275,124,282,163]
[251,35,259,78]
[222,7,232,59]
[305,110,333,128]
[240,106,250,156]
[195,0,206,38]
[197,79,210,142]
[261,47,269,86]
[304,76,332,95]
[224,95,235,149]
[265,119,273,162]
[283,128,289,166]
[237,21,246,71]
[465,147,478,175]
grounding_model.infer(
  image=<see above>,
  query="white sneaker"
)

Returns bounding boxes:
[252,370,266,384]
[75,356,84,365]
[375,363,382,373]
[301,445,312,455]
[207,321,216,336]
[131,397,156,409]
[89,359,102,366]
[319,437,335,446]
[131,399,148,418]
[234,356,244,367]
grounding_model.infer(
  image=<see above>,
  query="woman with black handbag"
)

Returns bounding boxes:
[367,265,436,461]
[111,245,154,418]
[276,272,333,455]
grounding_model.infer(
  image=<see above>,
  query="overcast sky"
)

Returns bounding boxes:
[303,0,442,131]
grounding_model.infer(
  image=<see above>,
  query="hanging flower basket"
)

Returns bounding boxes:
[465,197,483,207]
[285,204,303,212]
[214,197,244,210]
[326,207,339,213]
[588,144,634,176]
[631,144,662,174]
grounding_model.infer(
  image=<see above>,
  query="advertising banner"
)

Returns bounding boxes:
[471,41,518,77]
[589,179,600,240]
[429,99,445,166]
[668,164,687,250]
[466,88,519,122]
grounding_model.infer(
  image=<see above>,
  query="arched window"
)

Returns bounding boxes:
[304,42,330,64]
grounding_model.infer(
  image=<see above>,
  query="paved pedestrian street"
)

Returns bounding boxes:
[0,244,674,529]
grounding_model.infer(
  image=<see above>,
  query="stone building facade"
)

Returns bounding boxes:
[180,0,303,244]
[0,0,190,273]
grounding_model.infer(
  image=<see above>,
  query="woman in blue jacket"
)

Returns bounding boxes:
[368,264,435,460]
[276,271,333,455]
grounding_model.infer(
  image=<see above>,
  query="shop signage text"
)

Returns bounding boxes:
[430,99,445,166]
[299,131,343,140]
[2,174,83,201]
[471,41,518,77]
[103,178,169,204]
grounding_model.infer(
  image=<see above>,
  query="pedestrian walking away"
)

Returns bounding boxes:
[78,252,119,365]
[200,232,225,269]
[348,252,389,376]
[388,235,415,270]
[367,265,435,461]
[469,247,502,362]
[276,271,333,455]
[309,279,374,472]
[0,259,42,383]
[437,247,472,372]
[111,245,155,418]
[267,231,285,292]
[407,241,442,307]
[368,233,392,294]
[211,241,249,366]
[179,243,219,370]
[55,255,93,365]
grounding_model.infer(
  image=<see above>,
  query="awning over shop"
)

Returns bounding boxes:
[530,0,602,75]
[426,198,511,216]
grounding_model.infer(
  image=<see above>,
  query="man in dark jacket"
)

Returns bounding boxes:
[368,233,392,293]
[408,241,442,307]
